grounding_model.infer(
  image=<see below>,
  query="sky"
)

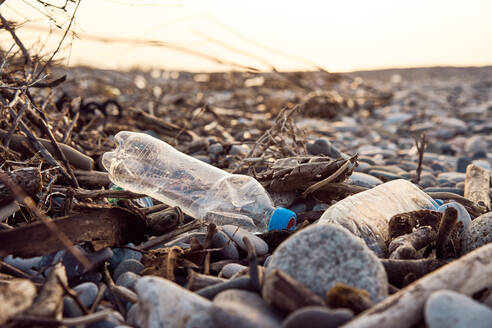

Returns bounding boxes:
[2,0,492,72]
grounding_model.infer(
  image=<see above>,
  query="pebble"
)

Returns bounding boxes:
[418,173,438,188]
[368,169,403,181]
[425,290,492,328]
[270,191,296,208]
[424,187,464,196]
[126,303,140,327]
[354,161,371,172]
[465,135,488,154]
[437,172,466,184]
[113,259,144,281]
[472,159,491,171]
[88,310,125,328]
[312,203,330,212]
[3,255,42,272]
[347,172,383,188]
[229,144,249,156]
[461,212,492,254]
[135,276,212,328]
[456,157,473,173]
[210,290,282,328]
[110,245,142,271]
[116,272,141,291]
[306,138,343,158]
[208,143,224,158]
[437,202,472,229]
[282,306,354,328]
[212,230,240,260]
[63,282,99,317]
[63,298,83,318]
[289,202,308,213]
[193,155,212,164]
[219,263,248,278]
[267,224,388,302]
[73,282,99,307]
[221,225,269,256]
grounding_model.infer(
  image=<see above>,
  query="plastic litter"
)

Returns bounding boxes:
[102,131,296,232]
[318,179,439,256]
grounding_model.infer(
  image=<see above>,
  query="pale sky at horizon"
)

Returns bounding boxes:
[2,0,492,72]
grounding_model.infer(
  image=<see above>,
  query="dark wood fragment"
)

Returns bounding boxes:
[0,208,147,257]
[388,226,436,260]
[262,269,326,313]
[388,210,441,239]
[0,129,94,170]
[435,207,459,259]
[187,271,226,291]
[74,169,111,189]
[0,168,41,207]
[326,282,374,314]
[381,258,449,287]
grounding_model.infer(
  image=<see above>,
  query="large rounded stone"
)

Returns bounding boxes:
[461,212,492,254]
[425,290,492,328]
[267,224,388,302]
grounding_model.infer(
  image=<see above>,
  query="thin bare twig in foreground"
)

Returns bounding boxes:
[34,0,81,80]
[414,133,426,185]
[0,14,32,66]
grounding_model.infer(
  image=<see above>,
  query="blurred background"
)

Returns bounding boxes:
[2,0,492,72]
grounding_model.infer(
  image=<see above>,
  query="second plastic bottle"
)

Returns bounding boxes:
[318,179,439,257]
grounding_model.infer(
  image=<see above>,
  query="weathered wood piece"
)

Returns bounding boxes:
[0,279,36,325]
[0,208,147,257]
[0,167,41,207]
[0,129,94,170]
[74,170,111,189]
[25,263,66,318]
[262,269,327,313]
[344,243,492,328]
[388,226,436,260]
[326,282,374,314]
[464,163,491,211]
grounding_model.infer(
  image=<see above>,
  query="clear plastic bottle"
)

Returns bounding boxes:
[102,131,296,232]
[318,179,439,257]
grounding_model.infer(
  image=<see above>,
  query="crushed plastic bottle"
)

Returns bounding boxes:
[318,179,439,257]
[102,131,296,232]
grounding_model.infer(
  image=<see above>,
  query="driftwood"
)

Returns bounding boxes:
[0,129,94,170]
[388,226,436,260]
[74,170,111,189]
[0,279,36,325]
[326,283,374,314]
[464,163,491,211]
[187,271,227,291]
[344,243,492,328]
[0,167,41,207]
[24,263,66,318]
[435,207,458,258]
[0,208,147,257]
[262,269,326,313]
[381,258,449,287]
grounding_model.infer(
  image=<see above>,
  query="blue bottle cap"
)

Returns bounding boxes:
[434,199,444,207]
[268,208,297,231]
